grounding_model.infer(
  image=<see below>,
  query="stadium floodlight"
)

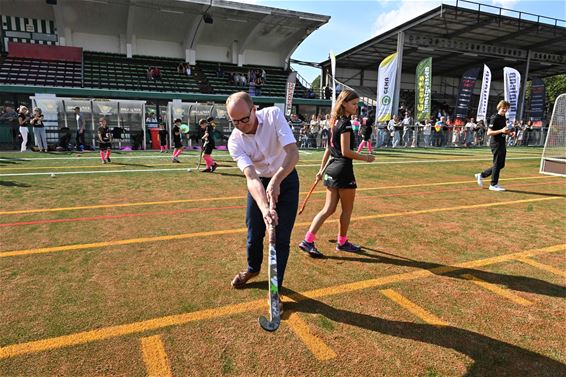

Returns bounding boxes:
[540,93,566,177]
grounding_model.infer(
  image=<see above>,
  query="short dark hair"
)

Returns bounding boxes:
[174,118,182,123]
[206,116,214,123]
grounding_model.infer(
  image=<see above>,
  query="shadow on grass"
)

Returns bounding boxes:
[504,189,566,198]
[0,157,25,164]
[213,171,246,178]
[321,246,566,299]
[282,289,566,377]
[0,180,31,187]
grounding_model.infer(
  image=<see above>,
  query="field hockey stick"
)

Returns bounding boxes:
[298,158,331,215]
[196,141,208,170]
[259,201,280,332]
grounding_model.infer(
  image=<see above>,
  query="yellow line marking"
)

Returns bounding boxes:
[140,335,173,377]
[516,258,566,278]
[1,197,561,258]
[0,175,553,215]
[461,273,533,306]
[0,244,562,359]
[381,289,448,326]
[286,312,337,361]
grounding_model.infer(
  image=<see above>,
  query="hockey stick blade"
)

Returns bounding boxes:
[259,228,280,332]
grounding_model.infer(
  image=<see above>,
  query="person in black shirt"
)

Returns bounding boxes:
[475,100,511,191]
[158,122,168,153]
[357,110,374,154]
[199,116,218,172]
[299,89,375,258]
[171,118,183,163]
[97,117,112,164]
[17,106,30,152]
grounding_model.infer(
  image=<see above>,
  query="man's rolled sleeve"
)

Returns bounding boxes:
[228,138,254,172]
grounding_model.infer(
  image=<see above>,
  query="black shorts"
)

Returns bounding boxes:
[174,141,183,148]
[362,134,371,141]
[203,143,214,155]
[99,141,111,150]
[323,159,357,189]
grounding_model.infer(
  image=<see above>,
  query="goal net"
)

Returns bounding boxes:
[540,93,566,177]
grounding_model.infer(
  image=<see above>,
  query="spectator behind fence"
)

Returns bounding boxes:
[17,105,30,152]
[0,106,19,150]
[388,115,402,148]
[30,107,48,152]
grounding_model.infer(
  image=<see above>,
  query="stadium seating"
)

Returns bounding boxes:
[0,50,313,97]
[0,55,81,87]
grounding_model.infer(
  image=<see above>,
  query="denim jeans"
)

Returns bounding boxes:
[246,169,299,290]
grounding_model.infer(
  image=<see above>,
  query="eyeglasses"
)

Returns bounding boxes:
[230,107,253,126]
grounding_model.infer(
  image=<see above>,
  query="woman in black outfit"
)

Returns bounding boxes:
[299,89,375,258]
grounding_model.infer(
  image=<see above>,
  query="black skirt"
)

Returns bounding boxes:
[323,158,357,189]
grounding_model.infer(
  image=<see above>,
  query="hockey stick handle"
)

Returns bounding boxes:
[298,158,332,215]
[268,200,276,245]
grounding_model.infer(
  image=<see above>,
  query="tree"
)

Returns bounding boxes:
[311,75,321,91]
[524,73,566,118]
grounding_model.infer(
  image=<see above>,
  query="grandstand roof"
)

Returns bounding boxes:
[321,2,566,80]
[0,0,329,65]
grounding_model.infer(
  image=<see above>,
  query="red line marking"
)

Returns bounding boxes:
[0,181,562,228]
[0,205,245,228]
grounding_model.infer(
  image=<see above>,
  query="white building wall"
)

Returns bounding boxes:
[197,44,231,63]
[72,32,120,53]
[136,38,183,59]
[243,50,281,67]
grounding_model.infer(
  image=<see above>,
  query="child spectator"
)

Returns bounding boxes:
[171,118,183,163]
[158,122,168,153]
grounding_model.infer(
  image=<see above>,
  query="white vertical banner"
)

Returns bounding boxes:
[504,67,521,123]
[376,52,398,122]
[330,50,336,110]
[476,64,491,122]
[284,72,297,117]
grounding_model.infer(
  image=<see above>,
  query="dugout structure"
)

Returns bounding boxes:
[540,93,566,176]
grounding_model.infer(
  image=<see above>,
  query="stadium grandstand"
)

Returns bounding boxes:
[0,0,331,150]
[320,0,566,122]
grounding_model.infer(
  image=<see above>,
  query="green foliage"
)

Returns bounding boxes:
[311,75,321,91]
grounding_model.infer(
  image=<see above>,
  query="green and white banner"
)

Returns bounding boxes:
[376,52,398,122]
[415,57,432,122]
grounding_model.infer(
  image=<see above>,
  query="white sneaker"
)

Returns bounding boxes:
[475,173,483,188]
[489,184,505,192]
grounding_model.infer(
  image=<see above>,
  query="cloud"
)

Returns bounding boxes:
[372,0,441,37]
[489,0,519,9]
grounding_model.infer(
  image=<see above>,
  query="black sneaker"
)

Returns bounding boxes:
[211,162,218,172]
[336,241,361,252]
[298,240,325,258]
[106,157,111,163]
[201,168,212,173]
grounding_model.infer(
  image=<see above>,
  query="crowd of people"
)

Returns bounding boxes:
[226,68,267,97]
[289,105,543,150]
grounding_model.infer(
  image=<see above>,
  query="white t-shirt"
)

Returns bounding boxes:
[228,107,296,178]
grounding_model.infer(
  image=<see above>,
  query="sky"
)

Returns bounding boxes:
[227,0,566,83]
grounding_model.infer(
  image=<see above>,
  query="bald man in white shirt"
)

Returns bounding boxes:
[227,92,300,296]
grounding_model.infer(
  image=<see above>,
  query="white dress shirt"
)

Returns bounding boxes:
[228,107,296,178]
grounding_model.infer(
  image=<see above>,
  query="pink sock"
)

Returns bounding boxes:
[105,150,111,159]
[100,150,105,161]
[368,143,373,154]
[175,149,182,157]
[204,154,213,168]
[160,146,164,151]
[337,235,348,245]
[357,141,365,153]
[305,231,316,243]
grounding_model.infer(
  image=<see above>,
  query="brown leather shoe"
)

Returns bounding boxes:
[231,270,259,289]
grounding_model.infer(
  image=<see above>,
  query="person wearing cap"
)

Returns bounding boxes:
[17,106,30,152]
[199,116,218,172]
